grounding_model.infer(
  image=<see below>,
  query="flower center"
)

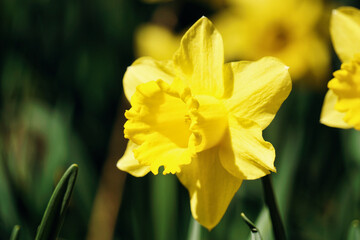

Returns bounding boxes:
[328,54,360,129]
[124,79,192,148]
[260,22,290,54]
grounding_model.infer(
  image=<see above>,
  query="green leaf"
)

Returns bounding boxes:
[241,213,262,240]
[347,220,360,240]
[35,164,79,240]
[9,225,20,240]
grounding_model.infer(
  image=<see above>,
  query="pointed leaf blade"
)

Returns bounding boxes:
[241,213,262,240]
[35,164,78,240]
[347,220,360,240]
[9,225,20,240]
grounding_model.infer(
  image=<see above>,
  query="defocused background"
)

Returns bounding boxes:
[1,0,360,239]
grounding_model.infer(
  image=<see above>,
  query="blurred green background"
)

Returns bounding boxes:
[1,0,360,239]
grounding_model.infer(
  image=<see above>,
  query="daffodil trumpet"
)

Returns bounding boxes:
[118,17,292,229]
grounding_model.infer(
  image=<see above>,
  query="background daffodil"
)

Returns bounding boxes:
[140,0,227,8]
[117,17,292,229]
[214,0,330,83]
[134,0,329,85]
[320,7,360,130]
[135,24,180,61]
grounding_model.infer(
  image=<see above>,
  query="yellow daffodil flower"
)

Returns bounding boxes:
[214,0,330,81]
[320,7,360,130]
[117,17,291,229]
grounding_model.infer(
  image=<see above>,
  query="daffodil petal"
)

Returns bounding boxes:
[117,141,150,177]
[134,132,194,175]
[173,17,225,98]
[123,57,175,101]
[331,7,360,63]
[177,147,242,230]
[223,57,291,129]
[219,116,275,180]
[320,90,352,129]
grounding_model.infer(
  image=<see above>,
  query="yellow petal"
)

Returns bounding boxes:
[123,57,175,101]
[331,7,360,63]
[320,90,352,129]
[177,147,242,230]
[117,141,150,177]
[219,116,275,180]
[173,17,225,98]
[134,132,194,175]
[223,57,291,129]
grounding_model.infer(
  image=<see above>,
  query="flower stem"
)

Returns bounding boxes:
[187,217,201,240]
[261,174,286,240]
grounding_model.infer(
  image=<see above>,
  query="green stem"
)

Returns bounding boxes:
[261,175,286,240]
[187,217,201,240]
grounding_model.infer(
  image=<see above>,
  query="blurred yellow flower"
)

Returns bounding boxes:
[135,24,180,61]
[214,0,330,81]
[118,17,291,229]
[320,7,360,130]
[135,0,329,83]
[141,0,226,7]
